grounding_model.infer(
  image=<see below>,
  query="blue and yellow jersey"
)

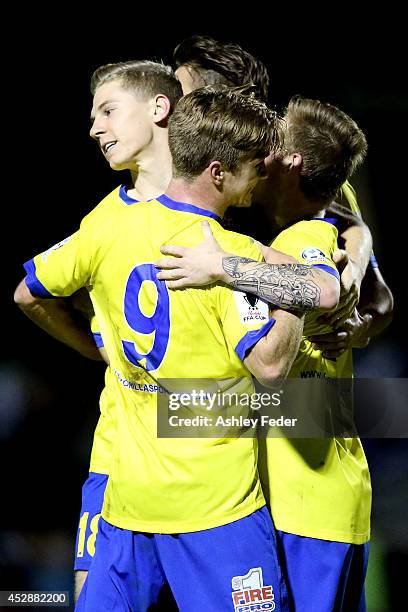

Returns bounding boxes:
[259,215,371,544]
[86,186,139,477]
[24,187,274,533]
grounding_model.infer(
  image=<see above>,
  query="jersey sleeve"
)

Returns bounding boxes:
[23,226,92,299]
[90,315,104,348]
[272,219,340,281]
[215,233,276,361]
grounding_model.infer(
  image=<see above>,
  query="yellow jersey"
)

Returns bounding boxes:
[86,184,360,478]
[259,217,371,544]
[87,186,139,476]
[24,187,275,533]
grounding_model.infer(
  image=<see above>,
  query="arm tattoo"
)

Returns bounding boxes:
[222,256,321,310]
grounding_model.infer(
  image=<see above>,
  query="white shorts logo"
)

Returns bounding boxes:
[231,567,275,611]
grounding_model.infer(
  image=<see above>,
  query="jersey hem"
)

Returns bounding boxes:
[102,498,266,534]
[273,520,370,544]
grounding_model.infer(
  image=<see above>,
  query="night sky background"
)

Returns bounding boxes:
[2,12,407,610]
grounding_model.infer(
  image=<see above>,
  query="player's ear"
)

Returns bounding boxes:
[152,94,171,124]
[209,161,224,186]
[290,152,302,171]
[291,153,302,168]
[283,152,302,174]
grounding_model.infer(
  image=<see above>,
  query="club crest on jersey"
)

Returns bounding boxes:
[42,235,74,262]
[234,291,269,325]
[301,246,329,264]
[231,567,275,611]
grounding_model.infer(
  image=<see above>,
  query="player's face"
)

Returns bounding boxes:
[264,150,285,181]
[225,157,268,207]
[252,150,285,206]
[90,80,155,171]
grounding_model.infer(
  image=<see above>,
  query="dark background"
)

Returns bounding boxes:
[2,14,407,611]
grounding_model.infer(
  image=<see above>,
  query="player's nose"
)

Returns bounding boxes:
[89,119,105,140]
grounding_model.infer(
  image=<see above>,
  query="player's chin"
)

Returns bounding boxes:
[108,157,128,171]
[109,160,125,171]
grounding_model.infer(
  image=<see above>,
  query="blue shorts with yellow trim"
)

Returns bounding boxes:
[276,530,369,612]
[76,506,289,611]
[74,472,108,571]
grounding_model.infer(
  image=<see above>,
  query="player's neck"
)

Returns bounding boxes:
[165,178,227,218]
[128,139,172,201]
[273,194,325,227]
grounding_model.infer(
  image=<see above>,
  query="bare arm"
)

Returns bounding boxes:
[358,264,394,336]
[221,252,338,311]
[156,221,339,312]
[321,203,372,326]
[244,309,304,387]
[311,265,393,358]
[14,278,103,361]
[333,201,393,335]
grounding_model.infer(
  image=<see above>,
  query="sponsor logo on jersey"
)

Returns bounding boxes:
[231,567,275,611]
[234,292,269,325]
[41,235,74,261]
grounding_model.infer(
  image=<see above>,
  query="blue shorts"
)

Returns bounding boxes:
[74,472,108,571]
[276,530,369,612]
[76,506,289,611]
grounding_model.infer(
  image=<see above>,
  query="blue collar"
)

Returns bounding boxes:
[312,217,337,225]
[119,185,140,205]
[156,194,222,222]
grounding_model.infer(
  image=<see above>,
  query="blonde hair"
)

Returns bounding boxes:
[285,96,368,205]
[169,86,283,179]
[90,60,182,109]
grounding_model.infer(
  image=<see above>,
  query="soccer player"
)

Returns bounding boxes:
[16,85,318,610]
[172,34,393,340]
[155,96,391,610]
[15,60,184,602]
[16,59,343,604]
[173,34,270,102]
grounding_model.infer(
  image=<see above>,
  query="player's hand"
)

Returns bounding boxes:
[310,309,372,359]
[155,221,226,289]
[317,249,362,327]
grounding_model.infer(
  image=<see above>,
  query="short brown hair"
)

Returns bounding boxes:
[168,86,283,180]
[285,97,368,205]
[173,35,270,103]
[90,60,182,109]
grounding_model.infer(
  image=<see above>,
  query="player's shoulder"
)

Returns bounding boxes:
[278,217,338,242]
[211,224,262,260]
[81,185,131,226]
[271,217,339,265]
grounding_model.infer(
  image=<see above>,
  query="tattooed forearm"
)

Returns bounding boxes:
[222,257,321,310]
